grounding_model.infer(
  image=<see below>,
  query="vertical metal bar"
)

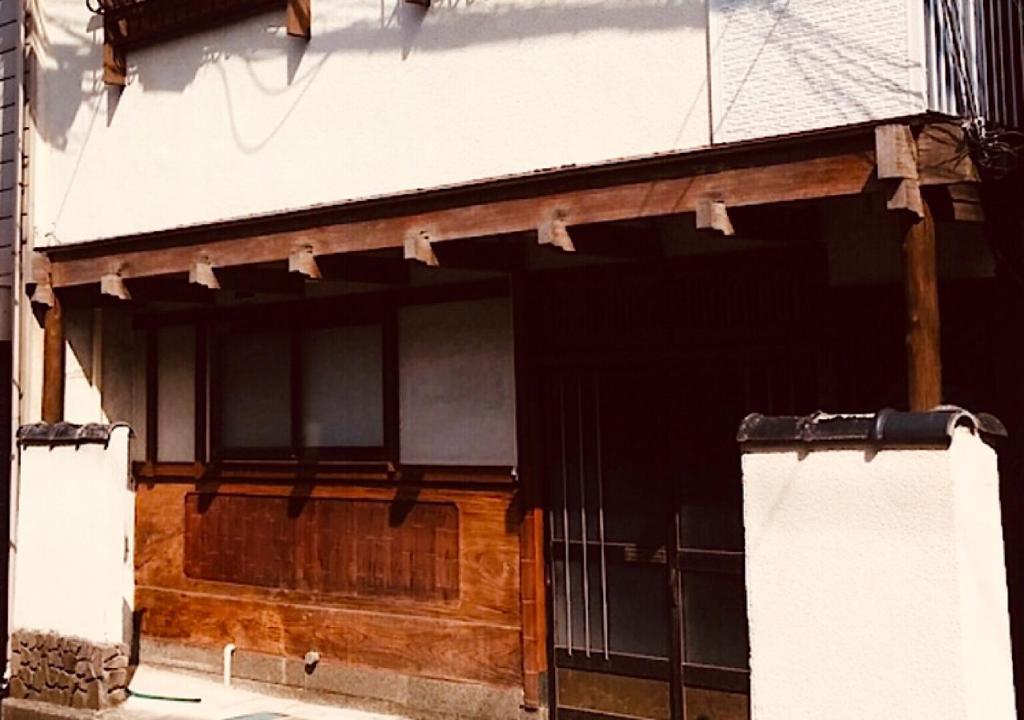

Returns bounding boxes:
[593,371,609,661]
[996,0,1007,123]
[980,0,991,118]
[966,0,981,117]
[577,374,591,657]
[938,0,950,112]
[926,0,940,110]
[559,374,572,655]
[1012,0,1023,127]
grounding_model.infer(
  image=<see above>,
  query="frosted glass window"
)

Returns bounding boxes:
[399,297,516,465]
[219,331,291,448]
[157,326,196,462]
[302,324,384,447]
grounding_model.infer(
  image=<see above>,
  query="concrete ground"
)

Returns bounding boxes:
[109,666,406,720]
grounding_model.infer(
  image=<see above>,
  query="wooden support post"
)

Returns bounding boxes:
[510,272,547,710]
[42,295,65,424]
[902,197,942,411]
[286,0,311,38]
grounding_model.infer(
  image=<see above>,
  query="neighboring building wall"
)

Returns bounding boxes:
[0,0,15,341]
[30,0,711,246]
[708,0,927,143]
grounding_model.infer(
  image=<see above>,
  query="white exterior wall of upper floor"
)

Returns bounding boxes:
[708,0,929,144]
[29,0,932,248]
[30,0,712,246]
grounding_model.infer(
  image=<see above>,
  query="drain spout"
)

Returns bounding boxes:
[223,643,236,687]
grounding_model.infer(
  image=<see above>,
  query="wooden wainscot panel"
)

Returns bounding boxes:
[184,494,460,602]
[136,587,522,686]
[135,480,522,685]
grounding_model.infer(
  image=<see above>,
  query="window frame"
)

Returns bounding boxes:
[207,307,398,463]
[140,279,512,471]
[98,0,311,86]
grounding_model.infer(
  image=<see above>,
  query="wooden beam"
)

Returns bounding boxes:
[43,149,881,288]
[314,253,410,285]
[432,237,527,272]
[567,223,662,259]
[127,277,216,305]
[286,0,311,39]
[537,211,574,252]
[217,266,305,296]
[947,183,985,222]
[404,230,439,267]
[695,199,735,236]
[901,197,942,411]
[42,295,65,424]
[917,122,980,186]
[100,272,131,300]
[188,260,220,290]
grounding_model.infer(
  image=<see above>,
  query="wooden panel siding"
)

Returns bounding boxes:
[183,494,460,602]
[135,480,522,686]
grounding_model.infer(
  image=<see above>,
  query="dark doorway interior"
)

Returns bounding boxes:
[526,246,829,720]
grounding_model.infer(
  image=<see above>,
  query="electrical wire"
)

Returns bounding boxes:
[935,0,1024,178]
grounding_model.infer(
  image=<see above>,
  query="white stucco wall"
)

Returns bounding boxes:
[31,0,711,246]
[709,0,927,143]
[12,426,134,646]
[742,427,1015,720]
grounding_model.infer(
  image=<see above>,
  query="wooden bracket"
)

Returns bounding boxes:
[288,246,322,279]
[886,179,925,219]
[876,124,925,220]
[188,259,220,290]
[100,271,131,300]
[537,211,575,252]
[404,230,439,267]
[695,200,735,236]
[875,124,919,181]
[286,0,311,39]
[31,279,55,308]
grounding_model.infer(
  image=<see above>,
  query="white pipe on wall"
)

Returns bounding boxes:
[223,643,236,688]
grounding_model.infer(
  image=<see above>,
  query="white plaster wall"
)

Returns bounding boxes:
[709,0,927,143]
[31,0,711,246]
[742,428,1015,720]
[12,426,134,646]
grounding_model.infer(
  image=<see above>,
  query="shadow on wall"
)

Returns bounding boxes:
[58,304,142,443]
[29,0,707,151]
[710,0,923,139]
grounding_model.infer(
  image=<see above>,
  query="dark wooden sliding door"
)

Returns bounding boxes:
[527,246,829,720]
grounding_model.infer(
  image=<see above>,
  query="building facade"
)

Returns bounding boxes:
[4,1,1024,719]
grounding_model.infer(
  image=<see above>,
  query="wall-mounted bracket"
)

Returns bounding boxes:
[404,230,439,266]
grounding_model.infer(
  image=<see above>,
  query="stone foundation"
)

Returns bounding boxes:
[8,632,131,709]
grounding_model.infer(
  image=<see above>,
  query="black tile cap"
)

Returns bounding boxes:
[16,422,134,447]
[737,407,1006,448]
